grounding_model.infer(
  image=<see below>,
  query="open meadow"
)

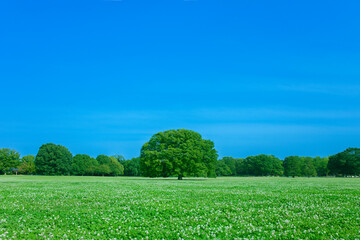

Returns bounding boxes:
[0,176,360,239]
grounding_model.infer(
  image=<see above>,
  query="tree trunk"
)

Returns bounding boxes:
[178,175,183,180]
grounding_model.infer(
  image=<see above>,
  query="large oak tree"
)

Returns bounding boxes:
[140,129,218,180]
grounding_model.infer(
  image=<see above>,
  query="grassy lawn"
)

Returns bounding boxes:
[0,176,359,239]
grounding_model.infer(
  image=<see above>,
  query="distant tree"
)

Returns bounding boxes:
[86,162,100,176]
[235,158,245,175]
[222,157,237,176]
[96,155,111,165]
[18,155,36,174]
[140,129,218,180]
[123,157,141,176]
[244,154,283,176]
[22,155,35,162]
[95,155,124,176]
[113,155,126,164]
[215,159,232,176]
[328,148,360,176]
[283,156,302,177]
[35,143,73,175]
[109,156,124,176]
[72,154,98,176]
[313,157,329,176]
[96,164,111,176]
[301,157,317,177]
[0,148,21,174]
[85,157,100,175]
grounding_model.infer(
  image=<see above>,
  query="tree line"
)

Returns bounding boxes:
[1,145,358,177]
[0,130,359,178]
[0,143,140,176]
[216,148,360,177]
[216,155,329,177]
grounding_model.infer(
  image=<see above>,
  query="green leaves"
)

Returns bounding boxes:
[0,148,20,174]
[122,157,140,176]
[328,148,360,176]
[284,156,326,177]
[35,143,73,175]
[140,129,218,179]
[18,155,36,174]
[243,155,283,176]
[72,154,97,176]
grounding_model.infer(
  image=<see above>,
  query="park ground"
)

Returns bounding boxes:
[0,176,360,239]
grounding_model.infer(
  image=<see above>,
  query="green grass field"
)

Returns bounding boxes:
[0,176,359,239]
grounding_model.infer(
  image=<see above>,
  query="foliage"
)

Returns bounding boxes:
[35,143,73,175]
[18,155,36,174]
[95,155,124,176]
[113,154,126,163]
[284,156,317,177]
[235,158,245,175]
[2,145,358,178]
[71,154,98,176]
[96,164,111,176]
[0,148,20,174]
[284,156,302,177]
[96,155,111,165]
[1,176,360,239]
[301,157,317,177]
[313,156,329,176]
[109,157,124,176]
[215,159,232,176]
[222,157,237,175]
[328,148,360,176]
[122,157,141,176]
[243,154,283,176]
[140,129,218,180]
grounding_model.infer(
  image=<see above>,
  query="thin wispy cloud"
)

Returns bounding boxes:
[278,83,360,95]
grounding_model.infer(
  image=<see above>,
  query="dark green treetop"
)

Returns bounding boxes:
[313,156,329,176]
[123,157,141,176]
[301,157,317,177]
[244,154,283,176]
[215,159,232,176]
[328,148,360,176]
[72,154,98,176]
[35,143,73,175]
[283,156,302,177]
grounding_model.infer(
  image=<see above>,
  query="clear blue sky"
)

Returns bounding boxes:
[1,0,359,159]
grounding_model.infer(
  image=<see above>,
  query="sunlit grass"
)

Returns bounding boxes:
[0,176,359,239]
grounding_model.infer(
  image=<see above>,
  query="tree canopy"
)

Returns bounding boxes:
[0,148,20,174]
[35,143,73,175]
[284,156,319,177]
[122,157,141,176]
[243,154,283,176]
[95,155,124,176]
[1,143,358,178]
[72,154,98,176]
[18,155,36,174]
[328,148,360,176]
[216,157,244,176]
[140,129,218,180]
